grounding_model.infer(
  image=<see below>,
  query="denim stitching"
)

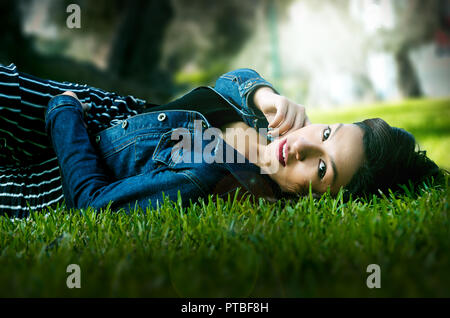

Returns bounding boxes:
[177,170,208,197]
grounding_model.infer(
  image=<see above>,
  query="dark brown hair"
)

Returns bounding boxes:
[343,118,447,200]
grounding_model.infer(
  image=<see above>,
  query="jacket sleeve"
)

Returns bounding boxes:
[213,68,278,123]
[45,95,204,211]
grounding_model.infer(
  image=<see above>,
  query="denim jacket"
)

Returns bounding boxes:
[45,69,282,212]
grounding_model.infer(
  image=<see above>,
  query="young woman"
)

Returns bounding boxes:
[0,63,444,217]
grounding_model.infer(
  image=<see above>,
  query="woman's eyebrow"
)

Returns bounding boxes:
[329,123,343,186]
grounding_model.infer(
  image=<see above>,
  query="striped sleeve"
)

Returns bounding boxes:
[0,63,147,217]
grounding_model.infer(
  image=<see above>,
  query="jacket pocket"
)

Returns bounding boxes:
[150,128,192,168]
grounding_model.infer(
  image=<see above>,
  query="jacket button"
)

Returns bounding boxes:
[95,135,101,143]
[157,113,167,121]
[121,120,128,129]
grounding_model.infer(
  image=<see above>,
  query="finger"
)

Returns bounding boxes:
[268,103,288,129]
[62,91,78,99]
[288,113,304,133]
[279,111,296,135]
[291,105,308,129]
[295,105,310,127]
[270,109,295,136]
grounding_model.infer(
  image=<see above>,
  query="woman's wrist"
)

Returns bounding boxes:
[252,86,277,112]
[60,91,90,114]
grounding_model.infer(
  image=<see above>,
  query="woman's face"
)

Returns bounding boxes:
[264,123,365,196]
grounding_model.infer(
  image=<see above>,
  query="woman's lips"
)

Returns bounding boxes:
[277,139,287,167]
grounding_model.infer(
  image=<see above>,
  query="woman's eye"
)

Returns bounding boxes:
[322,126,331,141]
[318,160,327,179]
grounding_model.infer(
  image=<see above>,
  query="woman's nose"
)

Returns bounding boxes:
[293,137,322,161]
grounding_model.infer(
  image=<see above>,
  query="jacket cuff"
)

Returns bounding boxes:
[239,77,278,119]
[46,95,84,121]
[244,83,278,119]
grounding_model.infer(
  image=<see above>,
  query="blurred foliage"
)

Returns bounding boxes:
[1,0,292,103]
[48,0,125,35]
[372,0,446,97]
[374,0,443,51]
[0,0,447,104]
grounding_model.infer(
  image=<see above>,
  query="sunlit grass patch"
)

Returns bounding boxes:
[0,99,449,297]
[1,177,448,297]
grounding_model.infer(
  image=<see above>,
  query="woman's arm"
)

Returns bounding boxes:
[213,68,275,120]
[45,93,204,211]
[252,86,311,137]
[214,68,310,136]
[45,93,107,208]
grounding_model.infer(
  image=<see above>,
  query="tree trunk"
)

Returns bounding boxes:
[0,0,33,65]
[395,47,422,98]
[108,0,174,102]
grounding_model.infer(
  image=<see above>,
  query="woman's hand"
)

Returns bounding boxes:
[61,91,90,113]
[253,87,311,137]
[61,91,78,99]
[60,91,89,128]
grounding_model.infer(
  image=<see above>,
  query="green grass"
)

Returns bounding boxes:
[1,98,449,297]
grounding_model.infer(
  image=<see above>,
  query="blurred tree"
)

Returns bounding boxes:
[1,0,283,102]
[49,0,175,102]
[161,0,265,86]
[0,0,34,65]
[268,0,282,89]
[107,0,173,96]
[374,0,444,98]
[161,0,297,88]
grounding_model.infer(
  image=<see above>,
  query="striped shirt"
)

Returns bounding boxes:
[0,63,146,218]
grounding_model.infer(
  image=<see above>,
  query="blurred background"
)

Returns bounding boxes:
[1,0,449,105]
[0,0,449,167]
